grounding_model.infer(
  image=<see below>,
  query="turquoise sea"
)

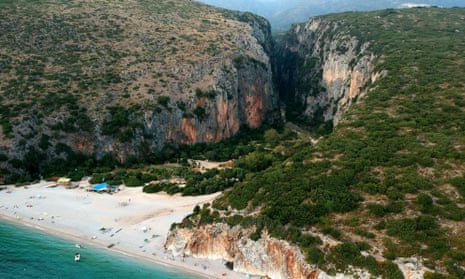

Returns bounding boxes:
[0,219,202,279]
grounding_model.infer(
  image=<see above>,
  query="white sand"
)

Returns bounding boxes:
[0,180,244,279]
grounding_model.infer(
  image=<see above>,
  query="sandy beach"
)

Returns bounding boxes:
[0,179,245,279]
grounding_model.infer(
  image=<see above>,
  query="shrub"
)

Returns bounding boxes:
[367,203,386,217]
[235,152,275,172]
[423,272,456,279]
[195,88,216,99]
[39,134,51,150]
[417,193,433,212]
[450,177,465,198]
[226,215,244,227]
[124,175,143,187]
[157,95,170,108]
[381,261,404,279]
[307,247,325,265]
[176,100,186,111]
[142,183,162,193]
[193,107,207,120]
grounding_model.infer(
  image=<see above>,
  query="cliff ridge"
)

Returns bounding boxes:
[0,0,278,173]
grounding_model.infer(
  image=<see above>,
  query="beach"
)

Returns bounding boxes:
[0,179,244,279]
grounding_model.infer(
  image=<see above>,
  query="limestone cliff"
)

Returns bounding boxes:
[165,223,320,279]
[165,223,429,279]
[276,17,385,127]
[0,0,278,172]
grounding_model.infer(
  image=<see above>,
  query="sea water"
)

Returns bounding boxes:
[0,219,202,279]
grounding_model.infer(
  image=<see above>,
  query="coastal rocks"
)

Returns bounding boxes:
[165,222,429,279]
[165,223,318,279]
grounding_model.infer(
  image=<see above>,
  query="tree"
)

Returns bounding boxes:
[264,128,280,146]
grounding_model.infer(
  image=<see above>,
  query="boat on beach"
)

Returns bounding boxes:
[74,253,80,262]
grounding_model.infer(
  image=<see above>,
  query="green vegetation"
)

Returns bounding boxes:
[101,106,142,142]
[233,55,267,70]
[193,107,208,121]
[179,7,465,277]
[4,124,274,184]
[140,166,246,196]
[195,88,216,99]
[157,96,171,107]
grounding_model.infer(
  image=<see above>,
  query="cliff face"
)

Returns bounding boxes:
[165,223,319,279]
[107,45,276,162]
[276,18,384,126]
[0,0,278,170]
[165,223,429,279]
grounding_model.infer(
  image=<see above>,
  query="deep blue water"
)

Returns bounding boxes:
[0,219,202,279]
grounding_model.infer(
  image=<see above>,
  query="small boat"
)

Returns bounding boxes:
[75,243,82,249]
[74,253,80,262]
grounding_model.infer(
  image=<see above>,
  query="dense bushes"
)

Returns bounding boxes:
[325,242,403,279]
[224,162,363,241]
[143,182,181,194]
[235,151,276,172]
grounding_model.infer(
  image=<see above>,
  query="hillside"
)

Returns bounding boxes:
[3,1,465,278]
[197,0,465,31]
[0,0,278,180]
[168,7,465,278]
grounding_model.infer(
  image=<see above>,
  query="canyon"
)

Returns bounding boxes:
[5,2,463,278]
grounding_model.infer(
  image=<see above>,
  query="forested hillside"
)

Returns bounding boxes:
[176,7,465,278]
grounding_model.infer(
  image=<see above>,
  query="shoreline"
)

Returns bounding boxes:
[0,215,206,279]
[0,181,244,279]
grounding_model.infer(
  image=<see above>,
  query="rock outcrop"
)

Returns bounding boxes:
[276,17,385,126]
[165,223,319,279]
[166,223,430,279]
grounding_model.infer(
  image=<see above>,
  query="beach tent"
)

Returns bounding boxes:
[91,183,109,192]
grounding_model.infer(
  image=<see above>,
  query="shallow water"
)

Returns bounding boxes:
[0,219,202,279]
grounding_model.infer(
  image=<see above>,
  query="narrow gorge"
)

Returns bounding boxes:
[164,14,385,279]
[275,17,382,131]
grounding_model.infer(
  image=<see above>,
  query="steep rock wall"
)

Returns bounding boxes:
[165,223,320,279]
[120,51,276,160]
[276,18,384,126]
[165,223,428,279]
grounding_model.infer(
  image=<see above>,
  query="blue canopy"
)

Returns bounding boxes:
[92,183,109,191]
